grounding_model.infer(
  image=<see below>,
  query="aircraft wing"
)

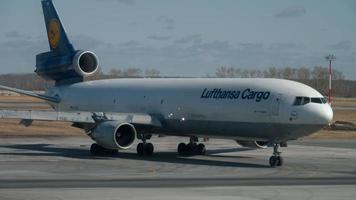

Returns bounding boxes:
[0,85,162,127]
[0,110,162,127]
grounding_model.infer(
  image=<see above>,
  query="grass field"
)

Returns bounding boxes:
[0,95,355,139]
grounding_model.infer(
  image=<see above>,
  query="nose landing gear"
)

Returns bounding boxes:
[269,143,283,167]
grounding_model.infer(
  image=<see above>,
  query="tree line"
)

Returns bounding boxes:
[214,66,344,80]
[213,66,355,97]
[0,66,355,97]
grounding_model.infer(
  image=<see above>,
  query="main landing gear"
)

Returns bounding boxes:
[269,143,283,167]
[90,143,118,156]
[136,134,154,156]
[177,136,206,156]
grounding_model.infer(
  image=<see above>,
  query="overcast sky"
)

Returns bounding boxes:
[0,0,355,79]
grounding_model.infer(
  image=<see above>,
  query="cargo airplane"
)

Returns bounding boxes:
[0,0,333,167]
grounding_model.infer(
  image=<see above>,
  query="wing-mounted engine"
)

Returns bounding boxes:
[90,121,137,150]
[235,140,268,149]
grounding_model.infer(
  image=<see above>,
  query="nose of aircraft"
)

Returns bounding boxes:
[322,104,333,125]
[309,103,333,125]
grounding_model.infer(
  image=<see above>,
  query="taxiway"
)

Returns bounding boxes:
[0,137,355,199]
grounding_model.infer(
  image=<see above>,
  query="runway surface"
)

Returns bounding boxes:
[0,137,355,199]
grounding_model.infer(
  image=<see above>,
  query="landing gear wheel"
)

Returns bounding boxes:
[90,143,118,156]
[137,143,145,156]
[276,156,283,166]
[177,142,206,156]
[197,143,206,155]
[269,143,283,167]
[90,143,100,155]
[144,143,154,156]
[269,156,278,167]
[137,143,154,156]
[178,143,187,156]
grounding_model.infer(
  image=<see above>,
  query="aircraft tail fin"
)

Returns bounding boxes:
[41,0,74,54]
[36,0,99,86]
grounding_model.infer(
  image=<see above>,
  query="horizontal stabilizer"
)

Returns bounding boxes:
[0,85,60,103]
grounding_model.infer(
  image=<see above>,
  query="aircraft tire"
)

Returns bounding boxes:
[90,143,100,155]
[178,143,187,155]
[144,143,154,156]
[137,143,145,156]
[90,143,118,156]
[269,156,278,167]
[197,143,206,155]
[276,156,283,166]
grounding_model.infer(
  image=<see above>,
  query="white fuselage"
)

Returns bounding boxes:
[48,78,333,142]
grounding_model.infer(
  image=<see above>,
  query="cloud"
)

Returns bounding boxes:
[175,34,202,44]
[329,40,352,51]
[121,40,140,47]
[275,5,306,18]
[4,31,29,39]
[96,0,135,6]
[269,43,305,51]
[193,40,232,51]
[147,35,171,41]
[157,16,175,30]
[239,43,264,49]
[71,35,109,49]
[157,16,175,24]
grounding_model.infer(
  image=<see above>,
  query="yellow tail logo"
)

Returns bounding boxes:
[47,19,61,49]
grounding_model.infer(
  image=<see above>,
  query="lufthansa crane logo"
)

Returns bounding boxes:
[47,19,61,49]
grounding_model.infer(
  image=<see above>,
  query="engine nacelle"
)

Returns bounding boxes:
[73,50,99,77]
[35,50,99,84]
[235,140,268,149]
[91,121,137,150]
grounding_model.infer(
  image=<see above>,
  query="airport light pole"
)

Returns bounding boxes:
[325,54,336,104]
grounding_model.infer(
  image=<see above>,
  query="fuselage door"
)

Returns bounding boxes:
[271,93,282,116]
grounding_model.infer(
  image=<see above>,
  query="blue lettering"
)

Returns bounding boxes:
[201,88,269,102]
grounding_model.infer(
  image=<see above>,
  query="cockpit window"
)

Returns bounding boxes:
[294,97,302,105]
[294,96,309,105]
[311,98,322,104]
[294,96,327,106]
[302,97,310,105]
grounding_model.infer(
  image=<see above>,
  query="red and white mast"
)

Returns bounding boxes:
[325,54,336,104]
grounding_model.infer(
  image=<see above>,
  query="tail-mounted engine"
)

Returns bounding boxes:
[73,51,99,77]
[36,50,99,85]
